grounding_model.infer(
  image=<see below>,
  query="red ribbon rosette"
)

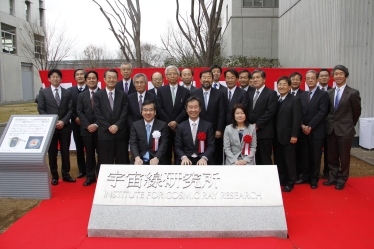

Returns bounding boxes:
[197,132,206,153]
[242,135,252,156]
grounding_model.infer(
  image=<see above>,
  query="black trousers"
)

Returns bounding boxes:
[48,128,71,179]
[273,139,296,186]
[98,139,128,165]
[323,136,329,175]
[165,129,175,165]
[72,127,86,174]
[255,138,273,165]
[327,131,353,184]
[299,132,324,184]
[214,137,224,165]
[82,132,99,180]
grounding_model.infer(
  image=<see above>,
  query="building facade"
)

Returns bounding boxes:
[0,0,45,102]
[220,0,279,59]
[278,0,373,119]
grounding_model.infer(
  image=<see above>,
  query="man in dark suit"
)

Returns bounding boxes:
[247,69,278,165]
[94,69,129,164]
[289,72,305,97]
[77,70,100,186]
[130,100,169,165]
[38,69,75,185]
[317,68,332,179]
[239,69,255,92]
[273,76,302,192]
[210,64,227,92]
[148,72,163,95]
[180,68,197,91]
[156,65,190,164]
[190,70,226,165]
[296,70,329,189]
[115,62,136,95]
[223,69,249,125]
[68,69,87,178]
[324,65,361,190]
[175,96,215,165]
[127,73,157,129]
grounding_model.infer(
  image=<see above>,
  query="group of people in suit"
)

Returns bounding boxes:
[38,63,361,193]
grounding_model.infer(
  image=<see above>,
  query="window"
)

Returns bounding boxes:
[1,23,17,54]
[25,1,31,22]
[243,0,278,8]
[9,0,14,15]
[34,34,44,59]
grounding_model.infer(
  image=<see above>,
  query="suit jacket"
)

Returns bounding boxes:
[247,87,278,139]
[242,86,255,92]
[223,124,257,165]
[190,88,226,132]
[156,84,190,124]
[300,88,329,139]
[68,85,88,130]
[326,86,361,136]
[116,79,136,95]
[77,88,101,136]
[174,119,215,164]
[38,87,72,132]
[94,89,128,141]
[182,84,197,92]
[295,89,305,97]
[223,87,249,125]
[127,92,157,127]
[130,119,169,164]
[275,94,302,145]
[148,88,157,95]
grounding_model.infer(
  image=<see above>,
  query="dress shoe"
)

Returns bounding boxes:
[283,185,294,192]
[62,177,76,183]
[323,180,337,186]
[311,183,318,189]
[322,174,329,179]
[77,173,86,178]
[335,182,345,190]
[295,179,310,184]
[51,178,58,185]
[83,179,97,186]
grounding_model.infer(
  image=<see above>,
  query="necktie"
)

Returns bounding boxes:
[278,97,283,102]
[54,89,60,106]
[204,91,208,110]
[213,83,217,89]
[91,90,94,108]
[334,88,340,110]
[322,87,325,91]
[171,86,176,106]
[192,123,197,144]
[108,92,114,110]
[139,94,143,113]
[228,90,232,101]
[125,82,129,94]
[253,90,260,109]
[79,87,83,92]
[292,91,295,95]
[143,124,151,162]
[308,91,312,104]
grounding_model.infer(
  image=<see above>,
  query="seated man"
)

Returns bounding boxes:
[130,100,169,165]
[175,96,215,165]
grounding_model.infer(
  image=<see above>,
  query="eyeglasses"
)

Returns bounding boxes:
[142,108,155,113]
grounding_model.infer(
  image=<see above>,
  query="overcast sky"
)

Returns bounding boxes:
[46,0,191,59]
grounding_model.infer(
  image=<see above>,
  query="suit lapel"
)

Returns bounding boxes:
[336,86,350,110]
[255,87,268,107]
[174,85,183,108]
[278,94,291,117]
[112,90,122,113]
[308,88,320,107]
[47,87,59,108]
[102,90,113,113]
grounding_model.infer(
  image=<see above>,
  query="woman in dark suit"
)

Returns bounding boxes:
[224,104,257,165]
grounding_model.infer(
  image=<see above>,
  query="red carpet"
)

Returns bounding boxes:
[1,177,374,249]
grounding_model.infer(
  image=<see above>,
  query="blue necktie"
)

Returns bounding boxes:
[334,88,340,110]
[143,124,151,162]
[213,83,217,89]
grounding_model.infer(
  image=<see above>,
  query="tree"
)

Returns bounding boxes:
[175,0,224,67]
[19,19,75,70]
[93,0,142,67]
[75,44,114,68]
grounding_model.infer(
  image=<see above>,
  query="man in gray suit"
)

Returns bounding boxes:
[323,65,361,190]
[180,68,197,91]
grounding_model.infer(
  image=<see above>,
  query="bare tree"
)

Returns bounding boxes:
[75,44,114,68]
[140,43,165,67]
[175,0,223,67]
[93,0,142,67]
[19,19,75,70]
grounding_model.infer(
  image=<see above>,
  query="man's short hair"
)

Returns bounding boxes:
[209,64,222,73]
[277,76,291,86]
[185,96,201,109]
[48,69,62,78]
[74,68,86,78]
[181,68,194,76]
[120,62,132,69]
[133,73,148,83]
[306,70,318,78]
[224,68,239,78]
[84,70,98,80]
[289,72,302,81]
[165,65,180,75]
[199,70,213,78]
[151,72,163,79]
[332,65,349,77]
[317,68,330,78]
[252,69,266,79]
[142,99,156,110]
[239,69,251,78]
[104,69,118,78]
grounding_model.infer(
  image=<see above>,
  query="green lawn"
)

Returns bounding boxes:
[0,103,38,123]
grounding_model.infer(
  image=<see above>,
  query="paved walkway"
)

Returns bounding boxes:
[351,147,374,166]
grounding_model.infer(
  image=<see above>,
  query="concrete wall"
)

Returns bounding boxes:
[278,0,374,118]
[221,0,278,58]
